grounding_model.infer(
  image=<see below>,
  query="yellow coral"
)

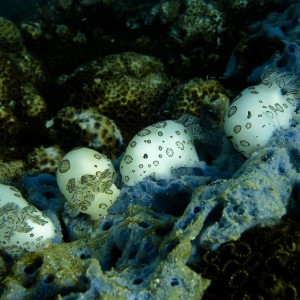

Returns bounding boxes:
[0,106,19,145]
[49,107,124,159]
[0,17,23,53]
[168,78,230,126]
[21,85,47,118]
[57,52,169,139]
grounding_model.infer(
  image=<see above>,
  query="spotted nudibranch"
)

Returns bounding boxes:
[57,147,120,220]
[0,184,57,257]
[224,70,299,157]
[120,116,200,186]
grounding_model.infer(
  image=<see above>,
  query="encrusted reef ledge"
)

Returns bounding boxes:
[1,206,209,299]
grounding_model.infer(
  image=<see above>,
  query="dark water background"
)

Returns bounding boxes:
[0,0,36,20]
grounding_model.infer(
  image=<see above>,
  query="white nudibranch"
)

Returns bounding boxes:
[120,116,200,186]
[224,70,300,157]
[56,147,120,220]
[0,184,57,257]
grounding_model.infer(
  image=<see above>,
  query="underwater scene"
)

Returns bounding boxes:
[0,0,300,299]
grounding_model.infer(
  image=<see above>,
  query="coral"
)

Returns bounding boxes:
[226,0,290,13]
[171,0,226,46]
[0,106,19,147]
[0,184,59,257]
[55,0,74,13]
[144,0,230,76]
[0,17,23,53]
[20,0,294,81]
[1,206,209,299]
[163,78,230,126]
[148,1,181,25]
[2,250,91,299]
[20,84,47,118]
[191,215,300,299]
[26,145,64,174]
[20,21,44,41]
[56,52,169,139]
[47,107,124,159]
[1,1,300,299]
[0,160,24,185]
[0,28,49,156]
[148,0,226,46]
[0,54,21,107]
[16,53,46,85]
[173,142,297,251]
[120,117,200,186]
[228,0,249,10]
[160,78,230,161]
[21,0,225,78]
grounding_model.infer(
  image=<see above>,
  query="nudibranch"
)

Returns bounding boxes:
[120,116,200,185]
[57,147,120,220]
[224,69,299,157]
[0,184,57,257]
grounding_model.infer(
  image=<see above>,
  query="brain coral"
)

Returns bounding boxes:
[56,52,169,139]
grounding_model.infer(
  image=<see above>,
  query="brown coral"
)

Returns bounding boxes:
[0,160,24,185]
[0,22,49,158]
[48,107,124,158]
[26,145,64,174]
[0,54,23,107]
[0,17,23,53]
[165,78,230,127]
[57,52,169,140]
[0,106,19,146]
[20,85,47,118]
